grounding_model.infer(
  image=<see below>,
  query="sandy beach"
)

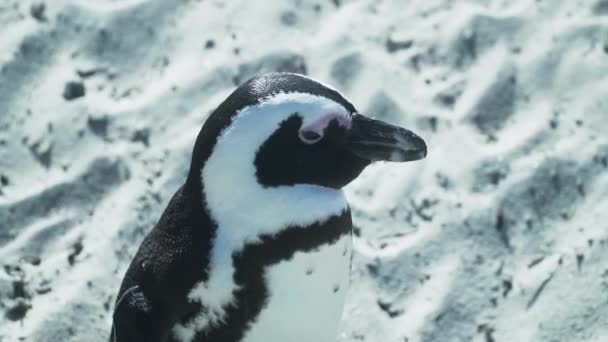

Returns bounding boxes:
[1,0,607,341]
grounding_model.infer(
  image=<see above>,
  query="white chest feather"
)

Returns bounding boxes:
[241,234,352,342]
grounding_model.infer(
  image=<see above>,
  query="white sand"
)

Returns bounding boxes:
[1,0,607,341]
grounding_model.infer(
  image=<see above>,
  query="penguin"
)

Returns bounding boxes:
[110,72,427,342]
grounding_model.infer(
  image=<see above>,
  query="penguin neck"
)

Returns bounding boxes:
[200,164,348,241]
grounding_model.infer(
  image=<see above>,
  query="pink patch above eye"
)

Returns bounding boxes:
[298,113,352,144]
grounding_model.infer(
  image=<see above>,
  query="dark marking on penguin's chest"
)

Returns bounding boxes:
[174,210,352,342]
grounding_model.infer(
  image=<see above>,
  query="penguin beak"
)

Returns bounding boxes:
[345,113,427,162]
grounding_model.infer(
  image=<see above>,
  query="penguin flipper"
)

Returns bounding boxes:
[111,285,160,342]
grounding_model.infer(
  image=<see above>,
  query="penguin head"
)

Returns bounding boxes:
[188,73,427,193]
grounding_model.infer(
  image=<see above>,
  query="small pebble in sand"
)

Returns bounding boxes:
[62,81,85,100]
[5,299,32,321]
[385,37,413,53]
[204,39,215,49]
[30,3,47,22]
[0,174,9,186]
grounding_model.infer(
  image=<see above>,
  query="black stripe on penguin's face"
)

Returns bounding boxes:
[255,113,370,189]
[253,105,427,189]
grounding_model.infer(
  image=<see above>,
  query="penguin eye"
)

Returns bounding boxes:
[297,114,349,145]
[299,130,323,144]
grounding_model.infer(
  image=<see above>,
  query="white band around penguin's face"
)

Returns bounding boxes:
[203,91,350,236]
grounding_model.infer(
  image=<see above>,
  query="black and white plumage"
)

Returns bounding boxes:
[110,72,427,342]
